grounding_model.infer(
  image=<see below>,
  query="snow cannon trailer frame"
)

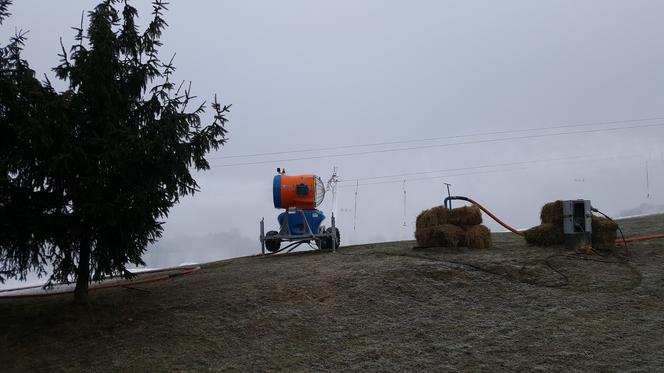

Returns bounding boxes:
[260,209,339,255]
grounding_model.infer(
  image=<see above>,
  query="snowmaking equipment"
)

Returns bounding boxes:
[259,169,340,255]
[561,199,593,250]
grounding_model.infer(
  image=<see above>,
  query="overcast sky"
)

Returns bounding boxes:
[2,0,664,271]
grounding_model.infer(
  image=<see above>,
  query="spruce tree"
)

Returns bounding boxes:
[0,0,229,304]
[1,0,72,289]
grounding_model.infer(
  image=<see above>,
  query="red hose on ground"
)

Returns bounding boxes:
[0,266,200,299]
[616,234,664,244]
[456,196,664,244]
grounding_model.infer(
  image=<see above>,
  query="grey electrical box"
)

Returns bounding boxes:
[562,199,592,250]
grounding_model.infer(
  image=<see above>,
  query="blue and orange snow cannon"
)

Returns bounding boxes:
[260,169,340,254]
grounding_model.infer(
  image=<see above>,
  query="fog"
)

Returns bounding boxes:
[2,0,663,272]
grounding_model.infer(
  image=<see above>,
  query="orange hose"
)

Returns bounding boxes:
[0,266,200,299]
[616,233,664,244]
[462,197,526,236]
[456,196,664,244]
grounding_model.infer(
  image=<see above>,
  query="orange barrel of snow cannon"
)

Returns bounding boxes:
[273,174,326,209]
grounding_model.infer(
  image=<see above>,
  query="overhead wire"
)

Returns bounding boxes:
[338,167,528,188]
[336,153,639,188]
[209,122,664,168]
[209,116,664,160]
[338,153,638,184]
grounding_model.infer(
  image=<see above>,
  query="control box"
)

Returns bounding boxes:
[562,199,592,249]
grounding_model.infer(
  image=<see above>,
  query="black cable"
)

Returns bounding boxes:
[339,247,643,291]
[121,285,152,293]
[543,253,642,291]
[340,249,568,288]
[591,206,630,261]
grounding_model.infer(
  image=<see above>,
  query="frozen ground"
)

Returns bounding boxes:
[0,267,192,298]
[0,214,663,372]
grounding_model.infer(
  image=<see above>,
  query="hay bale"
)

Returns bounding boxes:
[430,206,451,225]
[524,223,564,246]
[434,224,466,247]
[415,209,431,230]
[415,209,436,230]
[416,205,481,229]
[464,225,492,250]
[592,216,618,250]
[414,225,432,246]
[448,205,482,226]
[540,200,563,225]
[415,224,465,248]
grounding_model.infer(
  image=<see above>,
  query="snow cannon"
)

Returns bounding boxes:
[259,169,340,255]
[272,174,326,210]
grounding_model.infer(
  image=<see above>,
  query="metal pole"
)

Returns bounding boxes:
[260,218,265,256]
[327,166,339,221]
[444,183,452,208]
[646,160,650,199]
[332,212,337,252]
[402,180,407,227]
[353,180,359,232]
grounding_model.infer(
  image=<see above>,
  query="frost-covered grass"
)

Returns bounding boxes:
[1,214,663,372]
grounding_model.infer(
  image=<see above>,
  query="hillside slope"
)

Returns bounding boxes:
[1,215,664,372]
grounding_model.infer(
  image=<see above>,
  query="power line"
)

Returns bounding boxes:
[337,153,602,183]
[210,122,664,168]
[339,167,528,188]
[336,153,639,188]
[210,116,664,160]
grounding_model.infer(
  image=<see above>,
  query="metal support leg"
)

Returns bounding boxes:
[332,212,337,252]
[260,218,265,256]
[300,210,316,239]
[279,211,291,236]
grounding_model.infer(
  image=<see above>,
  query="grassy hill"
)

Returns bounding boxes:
[1,215,664,372]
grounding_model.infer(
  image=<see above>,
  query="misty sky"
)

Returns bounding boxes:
[2,0,664,272]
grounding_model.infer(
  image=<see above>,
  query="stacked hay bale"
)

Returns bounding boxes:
[524,201,564,246]
[415,205,492,249]
[524,200,618,249]
[591,216,618,250]
[523,223,564,246]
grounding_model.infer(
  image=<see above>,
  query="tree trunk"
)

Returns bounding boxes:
[74,241,90,305]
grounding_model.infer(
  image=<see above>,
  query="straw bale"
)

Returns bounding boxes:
[416,205,482,230]
[592,216,618,250]
[524,223,564,246]
[430,206,451,225]
[448,205,482,226]
[415,224,465,248]
[415,209,434,229]
[540,200,564,225]
[415,209,432,230]
[464,225,492,250]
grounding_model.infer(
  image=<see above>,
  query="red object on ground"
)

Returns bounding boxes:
[463,196,526,237]
[458,196,664,244]
[0,266,200,299]
[616,233,664,244]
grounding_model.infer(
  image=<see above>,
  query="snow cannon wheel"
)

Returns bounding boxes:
[265,230,281,252]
